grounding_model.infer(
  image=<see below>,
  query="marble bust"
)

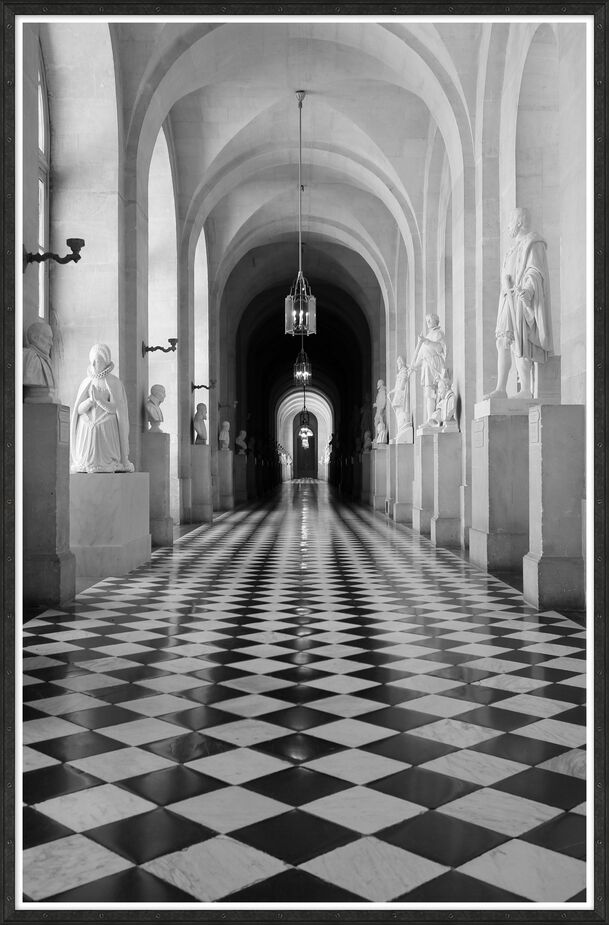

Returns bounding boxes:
[194,403,207,444]
[70,343,134,473]
[236,430,247,454]
[429,372,458,431]
[219,420,230,450]
[373,379,388,444]
[485,207,552,400]
[362,430,373,453]
[145,384,166,433]
[23,320,56,402]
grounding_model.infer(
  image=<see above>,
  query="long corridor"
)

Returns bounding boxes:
[22,482,587,905]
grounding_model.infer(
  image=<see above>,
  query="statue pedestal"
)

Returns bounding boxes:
[141,432,173,547]
[361,453,371,504]
[191,444,213,523]
[70,473,151,593]
[218,448,234,510]
[386,444,397,516]
[523,405,585,609]
[23,403,75,607]
[234,453,247,505]
[431,432,462,548]
[534,355,562,403]
[371,444,388,511]
[412,432,434,535]
[393,439,414,523]
[469,405,529,571]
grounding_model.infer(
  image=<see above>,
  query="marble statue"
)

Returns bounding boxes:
[194,403,207,444]
[387,355,411,439]
[70,343,134,473]
[407,313,447,423]
[373,379,388,443]
[486,207,552,399]
[145,384,165,433]
[236,430,247,454]
[23,320,56,400]
[362,430,373,453]
[429,371,458,431]
[219,420,230,450]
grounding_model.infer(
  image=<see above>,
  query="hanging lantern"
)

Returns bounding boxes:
[293,347,312,384]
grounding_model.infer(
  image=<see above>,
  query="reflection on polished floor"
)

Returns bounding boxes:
[22,481,587,904]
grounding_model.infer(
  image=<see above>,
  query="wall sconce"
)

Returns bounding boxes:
[192,379,216,392]
[24,238,85,271]
[142,338,178,357]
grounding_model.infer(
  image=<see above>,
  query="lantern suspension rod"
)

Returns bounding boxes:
[296,90,305,277]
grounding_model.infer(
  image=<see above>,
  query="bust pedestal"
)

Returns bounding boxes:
[431,431,462,548]
[218,448,234,510]
[141,432,173,547]
[523,405,585,610]
[70,473,151,593]
[469,399,531,571]
[191,444,213,522]
[23,403,76,607]
[412,430,434,535]
[371,444,388,512]
[234,453,247,505]
[392,432,414,523]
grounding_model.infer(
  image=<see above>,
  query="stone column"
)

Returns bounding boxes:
[412,430,434,535]
[191,444,213,522]
[218,448,234,510]
[393,437,415,524]
[234,453,247,505]
[469,397,533,571]
[141,432,173,547]
[523,405,585,610]
[361,452,371,505]
[371,444,388,512]
[23,402,75,608]
[431,431,462,548]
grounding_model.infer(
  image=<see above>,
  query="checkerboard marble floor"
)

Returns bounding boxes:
[21,480,587,905]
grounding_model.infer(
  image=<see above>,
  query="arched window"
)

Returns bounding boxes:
[37,49,50,319]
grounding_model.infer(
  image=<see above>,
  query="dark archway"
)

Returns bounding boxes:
[293,411,318,478]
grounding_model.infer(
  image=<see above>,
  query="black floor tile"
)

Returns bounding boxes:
[23,806,75,849]
[33,731,125,762]
[276,685,333,705]
[262,705,336,731]
[378,809,509,866]
[362,707,437,733]
[145,731,236,763]
[222,867,366,902]
[46,866,198,902]
[86,807,212,863]
[245,765,351,805]
[491,767,587,810]
[61,705,142,729]
[24,764,102,805]
[469,732,568,765]
[370,766,479,808]
[232,808,358,865]
[456,705,539,732]
[397,870,527,902]
[520,812,586,859]
[254,733,346,764]
[118,764,226,804]
[362,732,458,765]
[158,704,236,731]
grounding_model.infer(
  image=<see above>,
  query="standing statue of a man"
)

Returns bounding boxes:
[486,207,552,399]
[407,313,447,424]
[373,379,388,444]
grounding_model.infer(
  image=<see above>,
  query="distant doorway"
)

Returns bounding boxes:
[293,411,318,479]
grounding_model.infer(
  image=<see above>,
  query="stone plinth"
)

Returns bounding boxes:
[412,433,434,535]
[534,355,562,403]
[386,443,397,516]
[234,453,247,505]
[393,437,414,523]
[218,449,234,510]
[371,444,388,512]
[469,408,529,571]
[191,444,213,523]
[23,403,76,607]
[431,432,462,548]
[523,405,585,610]
[70,473,151,593]
[361,453,371,505]
[141,432,173,547]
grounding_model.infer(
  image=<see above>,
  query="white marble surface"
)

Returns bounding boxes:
[31,691,107,715]
[410,718,502,748]
[306,675,378,693]
[203,718,290,746]
[477,675,551,693]
[389,674,464,694]
[100,717,183,745]
[301,836,448,901]
[186,747,292,784]
[419,749,529,786]
[304,748,408,784]
[68,746,175,782]
[53,672,127,691]
[307,718,394,747]
[513,717,586,747]
[458,838,586,901]
[438,787,561,836]
[399,694,473,718]
[143,836,287,901]
[303,786,425,834]
[117,693,194,716]
[23,834,132,901]
[23,746,61,772]
[492,693,574,717]
[169,786,289,832]
[217,694,293,717]
[311,694,385,717]
[33,783,156,832]
[132,674,204,693]
[23,716,83,744]
[538,748,586,779]
[222,674,293,694]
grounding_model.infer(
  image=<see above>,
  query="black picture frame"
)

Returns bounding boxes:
[2,1,607,922]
